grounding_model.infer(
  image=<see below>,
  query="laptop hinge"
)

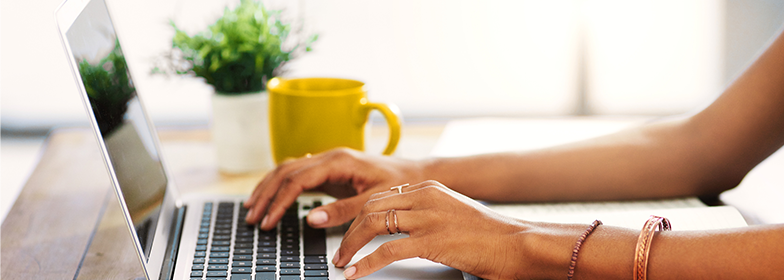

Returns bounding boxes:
[159,205,187,280]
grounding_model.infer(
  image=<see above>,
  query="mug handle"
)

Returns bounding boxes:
[362,100,401,155]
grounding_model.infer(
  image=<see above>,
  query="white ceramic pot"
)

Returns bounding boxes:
[211,91,274,174]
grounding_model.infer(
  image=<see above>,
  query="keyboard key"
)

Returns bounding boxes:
[280,256,299,262]
[304,277,328,280]
[207,264,228,270]
[210,252,229,258]
[232,261,252,267]
[235,237,254,243]
[256,258,276,265]
[258,235,275,242]
[231,267,252,274]
[195,245,207,251]
[211,246,229,252]
[213,234,231,240]
[304,256,326,264]
[193,258,205,264]
[208,258,229,264]
[281,262,300,268]
[212,240,230,246]
[255,265,276,272]
[281,269,301,275]
[233,249,253,255]
[280,276,301,280]
[304,270,329,277]
[232,255,252,261]
[259,247,276,253]
[192,264,204,270]
[206,271,228,277]
[235,231,254,237]
[281,249,299,256]
[304,264,328,270]
[230,275,251,280]
[198,233,209,239]
[255,272,275,280]
[258,241,275,247]
[257,253,275,259]
[194,251,206,257]
[233,243,253,249]
[190,271,203,277]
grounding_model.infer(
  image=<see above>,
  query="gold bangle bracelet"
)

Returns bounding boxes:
[634,215,672,280]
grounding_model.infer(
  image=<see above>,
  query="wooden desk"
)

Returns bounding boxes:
[0,124,444,279]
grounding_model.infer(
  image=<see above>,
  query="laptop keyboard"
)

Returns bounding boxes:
[190,201,329,280]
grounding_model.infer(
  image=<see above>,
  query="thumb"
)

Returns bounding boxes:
[307,193,371,228]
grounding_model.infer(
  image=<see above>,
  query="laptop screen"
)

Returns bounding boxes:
[64,0,166,260]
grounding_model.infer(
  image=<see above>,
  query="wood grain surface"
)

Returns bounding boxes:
[1,123,444,279]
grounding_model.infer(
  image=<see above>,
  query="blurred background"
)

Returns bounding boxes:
[2,0,784,222]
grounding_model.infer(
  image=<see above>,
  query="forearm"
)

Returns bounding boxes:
[524,223,784,280]
[420,119,739,202]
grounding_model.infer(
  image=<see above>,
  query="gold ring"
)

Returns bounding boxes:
[386,209,399,235]
[385,209,393,234]
[392,209,400,234]
[390,183,409,194]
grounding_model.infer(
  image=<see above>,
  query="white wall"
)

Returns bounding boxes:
[2,0,784,130]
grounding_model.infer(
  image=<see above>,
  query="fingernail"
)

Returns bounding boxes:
[332,250,340,265]
[343,266,356,279]
[245,208,254,220]
[308,210,328,225]
[260,215,269,228]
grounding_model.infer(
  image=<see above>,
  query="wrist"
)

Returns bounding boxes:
[515,222,637,280]
[515,221,580,279]
[416,157,448,185]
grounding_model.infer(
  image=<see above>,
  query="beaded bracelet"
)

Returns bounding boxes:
[634,215,672,280]
[567,220,603,280]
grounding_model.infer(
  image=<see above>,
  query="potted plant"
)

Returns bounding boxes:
[155,0,317,173]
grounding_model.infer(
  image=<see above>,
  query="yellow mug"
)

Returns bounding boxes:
[267,77,401,164]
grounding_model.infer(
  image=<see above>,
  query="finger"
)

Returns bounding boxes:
[335,210,424,268]
[259,157,360,230]
[306,193,370,228]
[342,184,435,239]
[365,181,429,202]
[342,238,421,279]
[244,158,313,224]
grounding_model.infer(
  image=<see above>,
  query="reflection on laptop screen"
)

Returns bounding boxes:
[65,0,166,260]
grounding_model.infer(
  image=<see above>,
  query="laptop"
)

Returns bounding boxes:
[55,0,473,279]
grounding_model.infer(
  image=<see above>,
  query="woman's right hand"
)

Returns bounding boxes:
[243,148,425,230]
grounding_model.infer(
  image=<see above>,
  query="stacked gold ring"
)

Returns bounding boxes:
[390,183,409,194]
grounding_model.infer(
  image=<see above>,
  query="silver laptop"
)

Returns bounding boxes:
[55,0,472,279]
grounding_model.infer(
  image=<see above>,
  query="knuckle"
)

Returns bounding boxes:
[367,192,385,200]
[378,242,400,259]
[363,212,383,229]
[363,197,380,210]
[281,174,305,192]
[332,202,349,219]
[422,180,444,188]
[330,147,358,161]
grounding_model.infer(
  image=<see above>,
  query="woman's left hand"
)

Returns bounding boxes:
[332,180,571,279]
